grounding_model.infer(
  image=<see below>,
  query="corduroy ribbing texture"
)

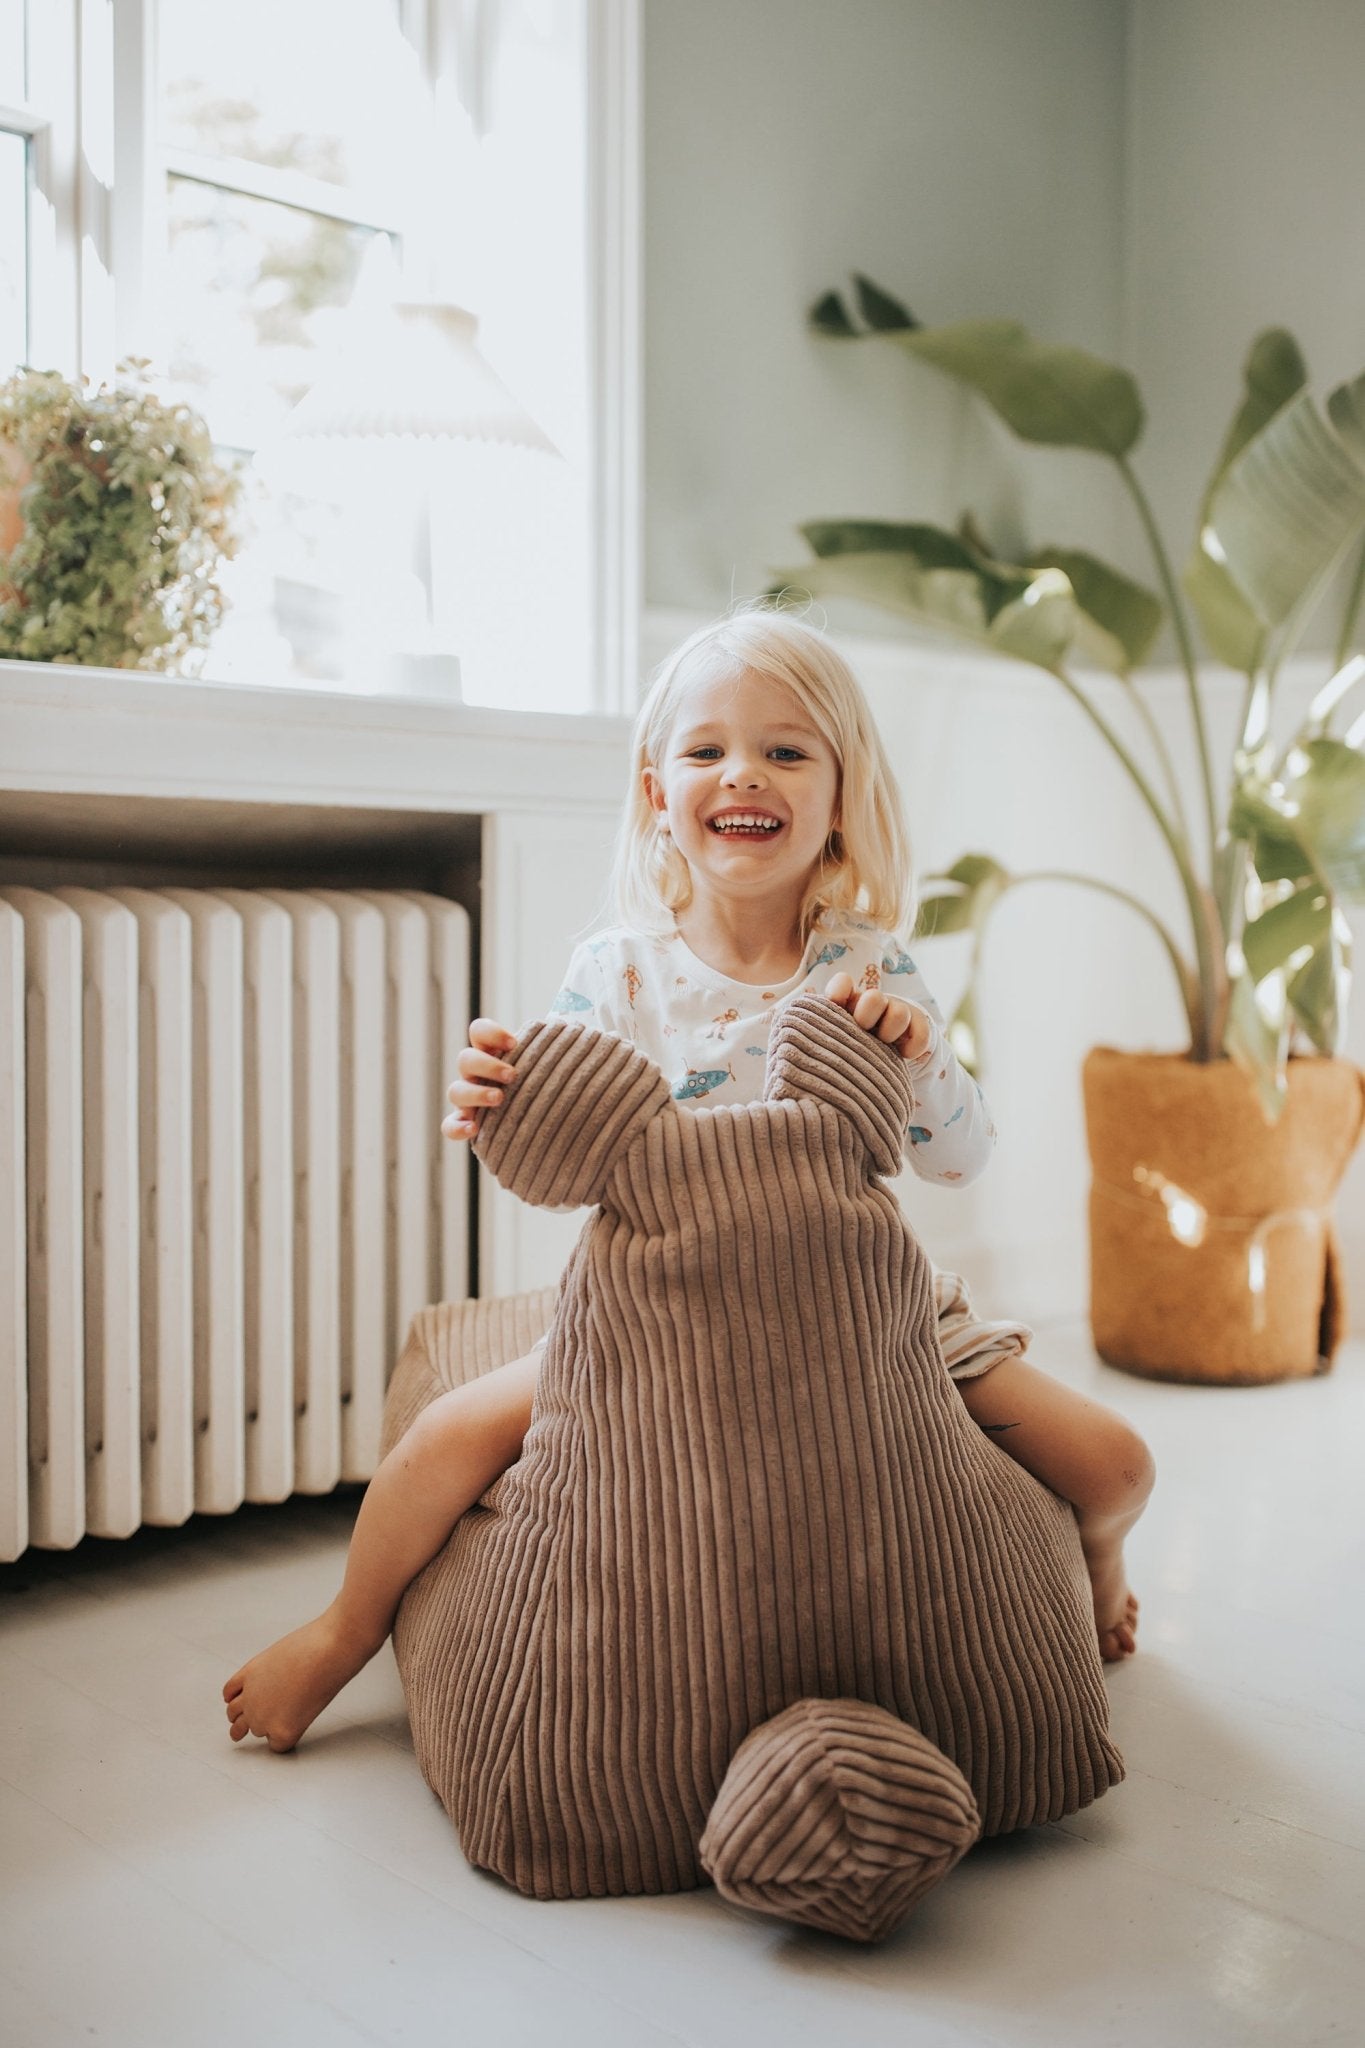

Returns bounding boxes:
[699,1698,981,1943]
[387,992,1123,1942]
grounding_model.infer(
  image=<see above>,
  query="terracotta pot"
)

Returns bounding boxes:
[1082,1047,1365,1385]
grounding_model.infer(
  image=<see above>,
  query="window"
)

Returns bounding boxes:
[0,2,79,378]
[3,0,639,713]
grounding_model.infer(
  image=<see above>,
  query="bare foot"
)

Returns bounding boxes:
[222,1606,381,1752]
[1084,1543,1140,1662]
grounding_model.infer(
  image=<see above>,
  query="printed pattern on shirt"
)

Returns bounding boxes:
[549,911,996,1185]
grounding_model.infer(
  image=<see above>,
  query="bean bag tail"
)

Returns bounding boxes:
[699,1697,981,1943]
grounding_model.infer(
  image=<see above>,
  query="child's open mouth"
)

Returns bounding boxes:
[708,812,784,838]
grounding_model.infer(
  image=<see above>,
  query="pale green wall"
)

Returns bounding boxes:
[1123,0,1365,594]
[643,0,1129,619]
[644,0,1365,647]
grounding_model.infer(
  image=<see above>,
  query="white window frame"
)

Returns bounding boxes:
[6,0,640,715]
[2,1,81,378]
[105,0,641,715]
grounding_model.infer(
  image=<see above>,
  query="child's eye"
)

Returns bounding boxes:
[685,746,722,760]
[770,747,805,762]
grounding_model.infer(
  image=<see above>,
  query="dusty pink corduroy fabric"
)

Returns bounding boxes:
[384,992,1123,1941]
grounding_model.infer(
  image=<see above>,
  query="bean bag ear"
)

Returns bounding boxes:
[765,989,913,1177]
[474,1016,674,1211]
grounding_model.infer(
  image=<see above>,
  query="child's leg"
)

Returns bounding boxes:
[223,1346,542,1750]
[955,1356,1156,1662]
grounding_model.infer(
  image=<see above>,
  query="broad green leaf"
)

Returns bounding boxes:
[809,291,858,337]
[801,519,1018,597]
[1026,546,1162,672]
[1239,883,1329,982]
[913,854,1011,939]
[772,546,1078,672]
[1327,371,1365,467]
[891,319,1144,456]
[946,853,1012,892]
[1304,652,1365,734]
[915,891,976,937]
[1230,736,1365,899]
[1208,388,1365,627]
[853,274,917,332]
[945,982,981,1076]
[985,570,1077,667]
[791,518,1152,674]
[1208,329,1308,487]
[1224,964,1288,1123]
[1183,543,1266,673]
[1181,334,1305,674]
[1286,915,1350,1053]
[1228,781,1316,882]
[1279,736,1365,899]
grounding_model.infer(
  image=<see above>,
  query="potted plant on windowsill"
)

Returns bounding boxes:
[0,361,240,673]
[777,276,1365,1386]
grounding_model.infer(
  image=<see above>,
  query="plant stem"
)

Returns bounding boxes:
[1114,452,1220,876]
[1048,664,1221,1057]
[1123,677,1191,845]
[1333,534,1365,672]
[1217,666,1272,945]
[1008,868,1200,1043]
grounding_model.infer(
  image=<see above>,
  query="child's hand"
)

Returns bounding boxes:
[443,1018,518,1141]
[824,972,934,1062]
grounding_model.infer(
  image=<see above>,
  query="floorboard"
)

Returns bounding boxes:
[3,1320,1361,2047]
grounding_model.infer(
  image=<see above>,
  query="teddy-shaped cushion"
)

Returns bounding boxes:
[383,992,1123,1943]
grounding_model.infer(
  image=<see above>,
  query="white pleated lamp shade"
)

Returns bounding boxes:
[279,302,558,454]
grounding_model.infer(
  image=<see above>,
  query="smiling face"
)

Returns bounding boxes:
[643,665,841,913]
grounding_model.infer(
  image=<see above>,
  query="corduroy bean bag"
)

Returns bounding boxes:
[382,992,1124,1943]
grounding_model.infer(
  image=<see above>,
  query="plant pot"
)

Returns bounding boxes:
[1082,1047,1365,1386]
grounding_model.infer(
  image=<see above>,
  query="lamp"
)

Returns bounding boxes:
[272,281,559,699]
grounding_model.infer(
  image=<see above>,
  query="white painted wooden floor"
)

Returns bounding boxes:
[2,1317,1362,2048]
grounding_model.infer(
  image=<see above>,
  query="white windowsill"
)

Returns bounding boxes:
[0,656,633,819]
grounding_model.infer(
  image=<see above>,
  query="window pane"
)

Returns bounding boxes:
[159,0,415,207]
[0,0,24,102]
[0,129,26,372]
[165,173,383,448]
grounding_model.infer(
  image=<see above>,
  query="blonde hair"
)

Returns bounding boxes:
[610,603,915,942]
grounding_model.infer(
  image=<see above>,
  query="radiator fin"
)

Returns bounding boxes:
[0,886,471,1558]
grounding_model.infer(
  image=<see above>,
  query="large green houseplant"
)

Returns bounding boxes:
[779,277,1365,1383]
[0,361,240,672]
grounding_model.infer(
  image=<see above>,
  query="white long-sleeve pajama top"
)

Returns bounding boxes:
[548,910,1033,1382]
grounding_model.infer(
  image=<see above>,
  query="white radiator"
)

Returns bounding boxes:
[0,884,470,1560]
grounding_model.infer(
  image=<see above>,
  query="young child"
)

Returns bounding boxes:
[224,605,1155,1753]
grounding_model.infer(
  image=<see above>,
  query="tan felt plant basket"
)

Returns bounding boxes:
[1083,1048,1365,1386]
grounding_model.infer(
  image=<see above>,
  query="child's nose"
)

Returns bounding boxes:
[720,754,766,787]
